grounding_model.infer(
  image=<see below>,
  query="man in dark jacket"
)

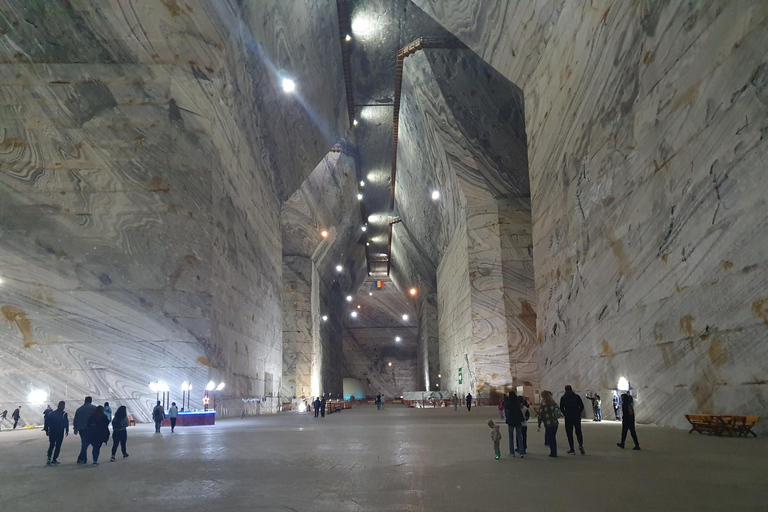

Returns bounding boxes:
[320,395,327,418]
[44,401,69,465]
[11,406,21,429]
[73,396,96,464]
[559,385,586,455]
[466,393,473,411]
[504,392,526,458]
[152,401,165,433]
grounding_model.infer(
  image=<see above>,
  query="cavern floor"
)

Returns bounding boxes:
[1,405,766,511]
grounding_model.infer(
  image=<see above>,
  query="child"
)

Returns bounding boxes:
[488,420,502,460]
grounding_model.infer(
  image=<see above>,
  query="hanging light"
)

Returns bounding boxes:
[351,311,358,318]
[431,190,440,200]
[402,314,409,321]
[216,382,225,391]
[357,193,363,200]
[395,336,401,342]
[321,230,328,238]
[346,295,353,302]
[281,78,296,93]
[438,374,442,378]
[360,181,365,187]
[336,265,343,272]
[388,362,393,367]
[322,315,328,322]
[361,226,367,232]
[353,119,359,126]
[369,292,373,296]
[357,305,362,309]
[345,34,352,42]
[409,287,417,296]
[206,381,216,391]
[149,382,158,392]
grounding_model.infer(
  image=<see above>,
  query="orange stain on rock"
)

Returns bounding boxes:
[1,306,36,348]
[680,315,694,335]
[519,300,537,337]
[147,177,171,193]
[752,298,768,326]
[601,340,613,356]
[723,260,734,270]
[196,356,210,367]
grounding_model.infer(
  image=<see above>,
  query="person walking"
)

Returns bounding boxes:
[466,393,473,411]
[110,405,129,461]
[537,390,561,457]
[488,420,502,460]
[313,397,321,418]
[169,402,179,432]
[497,398,505,420]
[12,406,21,429]
[613,391,621,421]
[103,402,112,423]
[617,393,641,450]
[505,391,525,458]
[452,393,459,411]
[86,406,110,466]
[0,410,7,431]
[518,395,530,453]
[44,401,68,465]
[560,385,586,455]
[43,405,53,423]
[73,396,96,464]
[376,394,381,410]
[320,395,327,418]
[152,401,165,433]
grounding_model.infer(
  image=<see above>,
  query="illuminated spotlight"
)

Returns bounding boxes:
[216,382,225,391]
[27,389,48,404]
[357,305,362,309]
[368,271,372,275]
[360,180,365,187]
[346,295,353,302]
[431,190,440,200]
[322,315,328,322]
[353,119,359,126]
[345,34,352,42]
[438,374,442,378]
[206,381,216,391]
[321,230,328,238]
[402,314,409,321]
[281,78,296,93]
[369,292,373,296]
[387,361,393,367]
[617,377,630,392]
[336,264,343,272]
[357,193,363,200]
[366,242,370,246]
[436,383,439,387]
[409,287,417,296]
[351,15,375,37]
[395,336,401,342]
[361,226,367,232]
[351,311,358,318]
[0,277,3,284]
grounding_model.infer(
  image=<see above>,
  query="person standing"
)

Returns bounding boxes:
[594,394,602,422]
[466,393,473,411]
[110,406,129,461]
[73,397,96,464]
[44,401,68,465]
[518,395,530,453]
[560,385,586,455]
[103,402,112,423]
[376,394,381,410]
[613,391,621,421]
[152,401,165,433]
[380,394,385,410]
[585,393,599,421]
[320,395,327,418]
[497,398,505,420]
[313,397,321,418]
[12,406,21,429]
[617,393,641,450]
[505,391,525,458]
[169,402,179,432]
[452,393,458,411]
[537,390,561,457]
[86,406,110,466]
[488,420,502,460]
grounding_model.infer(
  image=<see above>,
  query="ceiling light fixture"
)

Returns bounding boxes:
[281,78,296,93]
[322,315,328,322]
[321,230,328,238]
[351,311,358,318]
[395,336,401,342]
[431,190,440,200]
[402,314,409,321]
[357,305,361,309]
[360,180,365,187]
[387,361,393,367]
[346,295,353,302]
[357,193,363,200]
[336,265,343,272]
[361,226,367,232]
[409,287,417,296]
[369,292,373,296]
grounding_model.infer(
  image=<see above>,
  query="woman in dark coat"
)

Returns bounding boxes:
[110,405,130,461]
[87,405,111,465]
[505,391,526,457]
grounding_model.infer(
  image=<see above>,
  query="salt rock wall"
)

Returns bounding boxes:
[414,0,768,429]
[0,0,346,420]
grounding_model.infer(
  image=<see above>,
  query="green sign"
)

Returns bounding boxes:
[458,367,463,385]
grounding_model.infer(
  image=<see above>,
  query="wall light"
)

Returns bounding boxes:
[357,305,362,309]
[353,119,359,126]
[345,34,352,42]
[395,336,401,342]
[357,193,363,200]
[336,265,343,272]
[617,377,630,392]
[387,361,393,367]
[438,374,442,378]
[281,78,296,93]
[366,242,370,246]
[361,226,367,232]
[351,311,358,318]
[409,287,417,296]
[322,315,328,322]
[431,190,440,200]
[27,389,48,404]
[402,314,409,321]
[346,295,353,302]
[216,382,225,391]
[369,292,373,296]
[181,381,189,391]
[321,230,329,238]
[360,181,365,187]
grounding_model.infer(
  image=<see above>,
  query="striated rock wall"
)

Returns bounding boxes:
[414,0,768,429]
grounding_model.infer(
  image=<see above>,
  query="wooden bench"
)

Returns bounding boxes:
[685,414,759,437]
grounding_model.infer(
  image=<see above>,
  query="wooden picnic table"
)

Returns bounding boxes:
[685,414,759,437]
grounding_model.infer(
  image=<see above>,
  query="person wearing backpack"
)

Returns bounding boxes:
[617,393,641,450]
[537,390,561,457]
[505,391,525,458]
[44,401,69,465]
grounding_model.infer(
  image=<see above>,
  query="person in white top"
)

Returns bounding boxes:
[380,394,385,410]
[169,402,179,433]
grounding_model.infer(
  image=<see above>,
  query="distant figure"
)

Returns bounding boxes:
[313,397,321,418]
[86,405,110,466]
[169,402,179,433]
[320,395,327,418]
[537,390,561,457]
[103,402,112,422]
[466,393,473,411]
[152,401,165,433]
[0,410,7,431]
[617,393,640,450]
[74,396,96,464]
[497,398,505,420]
[594,394,602,422]
[110,405,130,461]
[376,394,382,410]
[613,391,621,421]
[452,394,458,411]
[560,385,586,455]
[380,394,385,410]
[44,401,68,465]
[505,391,525,458]
[488,420,502,460]
[12,406,21,429]
[518,395,530,453]
[43,405,53,423]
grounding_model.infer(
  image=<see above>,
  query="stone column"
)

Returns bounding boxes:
[281,256,314,399]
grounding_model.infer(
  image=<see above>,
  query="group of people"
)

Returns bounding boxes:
[375,394,386,410]
[0,407,23,430]
[312,395,327,418]
[449,393,473,411]
[488,386,641,459]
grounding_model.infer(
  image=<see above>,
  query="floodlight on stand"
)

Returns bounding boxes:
[281,77,296,93]
[149,382,158,392]
[181,381,189,391]
[431,190,440,200]
[216,382,225,391]
[206,381,216,391]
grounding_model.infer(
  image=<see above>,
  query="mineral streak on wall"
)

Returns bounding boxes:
[394,48,537,399]
[0,1,347,420]
[414,0,768,430]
